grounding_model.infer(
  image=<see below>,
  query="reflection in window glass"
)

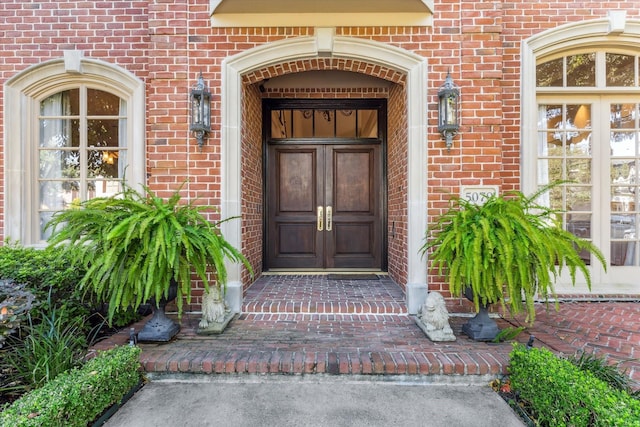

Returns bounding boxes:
[606,53,635,87]
[536,58,563,87]
[357,110,378,137]
[270,108,379,139]
[567,53,595,86]
[87,89,120,115]
[315,110,334,138]
[336,110,356,138]
[271,110,291,138]
[38,88,125,240]
[292,110,312,138]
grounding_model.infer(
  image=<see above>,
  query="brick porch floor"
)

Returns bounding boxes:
[92,275,640,387]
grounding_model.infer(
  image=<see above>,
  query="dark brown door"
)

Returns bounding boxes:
[266,144,383,269]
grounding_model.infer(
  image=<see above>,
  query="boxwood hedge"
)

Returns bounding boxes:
[0,345,142,427]
[509,344,640,427]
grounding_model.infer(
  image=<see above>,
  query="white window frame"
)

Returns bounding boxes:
[4,52,146,246]
[522,13,640,294]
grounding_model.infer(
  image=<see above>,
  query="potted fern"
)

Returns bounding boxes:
[421,183,606,341]
[46,183,250,342]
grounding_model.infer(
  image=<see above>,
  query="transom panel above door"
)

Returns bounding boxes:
[264,99,387,270]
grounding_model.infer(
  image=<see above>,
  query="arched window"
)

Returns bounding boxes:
[522,14,640,294]
[4,53,145,245]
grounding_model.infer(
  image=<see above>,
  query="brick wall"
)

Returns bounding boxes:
[387,83,409,288]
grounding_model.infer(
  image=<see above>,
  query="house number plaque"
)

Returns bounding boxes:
[460,185,499,205]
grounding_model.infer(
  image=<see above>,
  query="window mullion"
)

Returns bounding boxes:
[79,86,88,201]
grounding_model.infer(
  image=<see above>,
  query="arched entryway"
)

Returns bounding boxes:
[220,32,429,313]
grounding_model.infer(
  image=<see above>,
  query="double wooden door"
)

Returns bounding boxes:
[266,143,384,269]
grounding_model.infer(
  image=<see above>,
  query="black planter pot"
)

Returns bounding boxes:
[137,281,180,342]
[461,287,500,341]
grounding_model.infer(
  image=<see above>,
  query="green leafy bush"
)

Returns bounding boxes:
[0,345,142,427]
[1,307,87,395]
[509,344,640,427]
[568,351,638,397]
[0,243,90,327]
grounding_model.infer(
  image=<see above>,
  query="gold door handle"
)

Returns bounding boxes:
[326,206,332,231]
[317,206,324,231]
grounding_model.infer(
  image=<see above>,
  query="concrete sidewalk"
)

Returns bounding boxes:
[104,375,524,427]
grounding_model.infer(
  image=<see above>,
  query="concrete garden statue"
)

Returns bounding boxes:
[415,291,456,342]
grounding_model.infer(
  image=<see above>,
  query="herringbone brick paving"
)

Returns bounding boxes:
[93,275,639,388]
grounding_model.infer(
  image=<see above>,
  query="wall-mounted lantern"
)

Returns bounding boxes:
[437,72,460,151]
[190,72,211,151]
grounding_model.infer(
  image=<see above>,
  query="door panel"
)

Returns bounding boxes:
[325,146,381,268]
[267,146,324,268]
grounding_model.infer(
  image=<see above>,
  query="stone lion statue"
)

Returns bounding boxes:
[417,291,455,341]
[199,286,228,329]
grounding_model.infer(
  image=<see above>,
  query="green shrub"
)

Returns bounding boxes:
[1,307,87,395]
[0,243,90,327]
[0,345,142,427]
[509,344,640,427]
[0,243,137,336]
[568,350,637,397]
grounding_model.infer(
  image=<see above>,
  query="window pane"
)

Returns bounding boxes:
[538,104,562,130]
[88,119,121,148]
[536,58,563,87]
[610,103,636,130]
[357,110,378,137]
[538,158,562,182]
[88,150,120,178]
[336,109,356,138]
[566,53,595,86]
[567,186,591,211]
[314,109,334,138]
[292,110,312,138]
[271,110,291,138]
[606,53,635,87]
[39,150,80,179]
[39,118,78,148]
[89,179,122,199]
[567,158,591,183]
[40,89,79,116]
[567,212,591,239]
[87,89,121,115]
[39,180,79,210]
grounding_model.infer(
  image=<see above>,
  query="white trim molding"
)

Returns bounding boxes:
[4,52,146,244]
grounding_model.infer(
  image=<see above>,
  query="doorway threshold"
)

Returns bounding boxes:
[262,269,388,276]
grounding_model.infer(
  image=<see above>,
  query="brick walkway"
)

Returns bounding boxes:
[93,275,640,388]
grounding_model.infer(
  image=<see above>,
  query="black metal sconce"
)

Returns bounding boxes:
[190,72,211,151]
[437,72,460,151]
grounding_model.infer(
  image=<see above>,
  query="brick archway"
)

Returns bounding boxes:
[221,34,429,314]
[242,58,407,86]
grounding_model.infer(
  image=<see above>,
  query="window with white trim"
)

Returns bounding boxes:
[536,50,640,279]
[4,56,145,246]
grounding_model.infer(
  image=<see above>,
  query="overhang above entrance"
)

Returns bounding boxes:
[210,0,433,27]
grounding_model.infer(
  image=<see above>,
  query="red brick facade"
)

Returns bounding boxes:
[3,0,640,309]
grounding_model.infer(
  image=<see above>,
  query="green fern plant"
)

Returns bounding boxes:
[421,183,606,324]
[45,183,251,324]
